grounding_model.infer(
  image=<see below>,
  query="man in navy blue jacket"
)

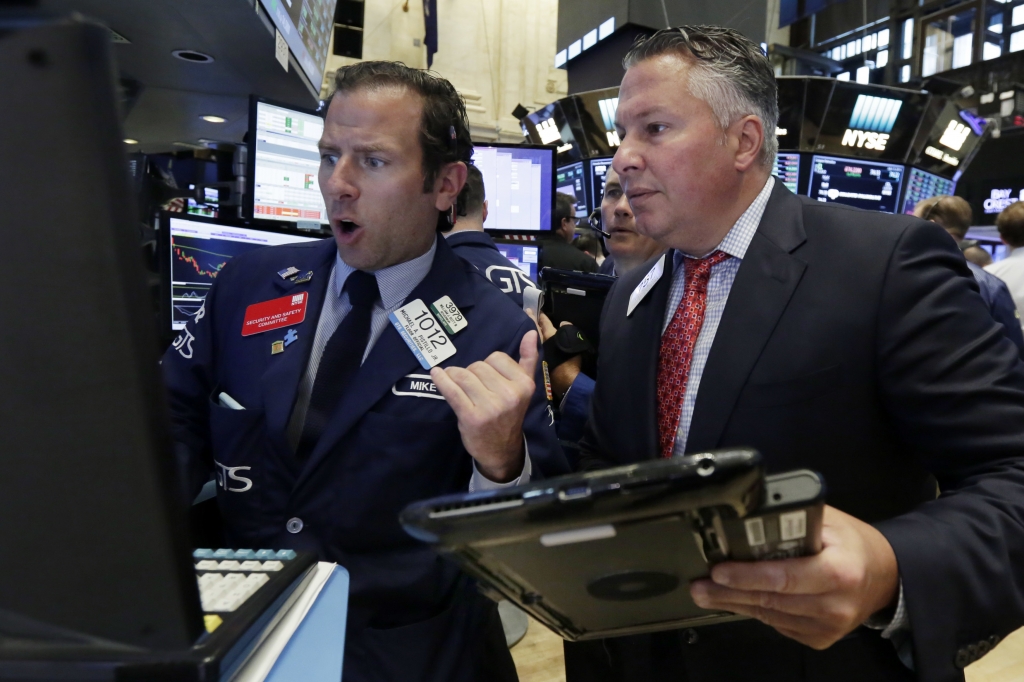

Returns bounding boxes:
[445,164,539,306]
[162,62,567,682]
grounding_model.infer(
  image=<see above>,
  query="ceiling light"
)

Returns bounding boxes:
[201,115,226,123]
[171,49,214,63]
[123,138,138,144]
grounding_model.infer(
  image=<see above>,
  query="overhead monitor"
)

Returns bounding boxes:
[522,100,584,165]
[913,101,985,179]
[556,161,589,218]
[249,98,328,227]
[472,143,555,232]
[572,89,622,157]
[773,153,801,194]
[808,155,904,213]
[588,157,615,207]
[775,78,806,151]
[493,241,541,282]
[257,0,337,90]
[814,83,929,162]
[162,215,320,332]
[900,167,956,215]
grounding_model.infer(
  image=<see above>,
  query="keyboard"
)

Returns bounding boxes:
[194,548,300,617]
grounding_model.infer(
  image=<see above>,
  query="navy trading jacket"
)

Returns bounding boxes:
[445,230,538,307]
[163,235,567,682]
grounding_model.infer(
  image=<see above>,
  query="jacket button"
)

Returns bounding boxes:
[955,649,970,669]
[977,640,991,657]
[989,634,1002,648]
[967,643,979,663]
[683,628,699,644]
[286,517,303,534]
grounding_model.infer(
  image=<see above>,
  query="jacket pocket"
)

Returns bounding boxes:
[737,364,842,408]
[208,398,267,537]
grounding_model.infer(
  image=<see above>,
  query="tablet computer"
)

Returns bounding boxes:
[401,449,767,641]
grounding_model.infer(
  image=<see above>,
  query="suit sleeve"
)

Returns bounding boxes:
[988,279,1024,359]
[509,318,570,479]
[872,221,1024,682]
[577,282,624,472]
[160,261,233,504]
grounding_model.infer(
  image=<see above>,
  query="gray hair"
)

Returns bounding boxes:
[623,26,779,168]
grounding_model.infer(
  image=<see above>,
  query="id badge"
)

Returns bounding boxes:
[389,299,457,369]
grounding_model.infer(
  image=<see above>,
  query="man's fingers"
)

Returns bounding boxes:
[537,312,557,339]
[518,330,539,377]
[559,320,572,327]
[430,366,475,413]
[709,555,833,595]
[690,580,854,620]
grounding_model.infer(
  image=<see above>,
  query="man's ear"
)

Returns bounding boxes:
[481,199,488,223]
[434,161,469,211]
[732,115,764,173]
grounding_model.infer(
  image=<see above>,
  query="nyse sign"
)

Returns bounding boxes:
[842,128,890,151]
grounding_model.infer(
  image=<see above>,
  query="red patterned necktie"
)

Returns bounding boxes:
[656,250,731,458]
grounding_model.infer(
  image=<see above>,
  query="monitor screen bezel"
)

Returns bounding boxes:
[246,95,329,229]
[158,211,323,343]
[899,166,957,215]
[472,141,558,234]
[806,154,906,214]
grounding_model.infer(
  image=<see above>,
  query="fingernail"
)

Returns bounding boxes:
[711,568,731,587]
[690,586,710,607]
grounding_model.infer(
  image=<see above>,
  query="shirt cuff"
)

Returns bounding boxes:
[468,437,533,491]
[863,579,909,638]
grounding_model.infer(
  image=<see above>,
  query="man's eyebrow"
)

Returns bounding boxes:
[616,105,671,126]
[353,143,395,155]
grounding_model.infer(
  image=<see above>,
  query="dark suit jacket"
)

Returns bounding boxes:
[446,230,538,307]
[574,182,1024,682]
[966,261,1024,357]
[163,236,567,682]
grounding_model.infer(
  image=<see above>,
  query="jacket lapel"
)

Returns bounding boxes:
[685,183,808,453]
[293,238,479,489]
[260,239,337,458]
[619,254,675,462]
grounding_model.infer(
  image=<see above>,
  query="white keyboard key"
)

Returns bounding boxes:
[261,560,284,571]
[217,560,242,571]
[239,560,263,571]
[196,560,220,571]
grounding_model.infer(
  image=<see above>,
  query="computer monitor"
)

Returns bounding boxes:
[556,161,588,218]
[257,0,337,90]
[493,241,541,282]
[773,153,801,194]
[248,97,329,228]
[807,155,904,213]
[900,167,956,215]
[472,143,555,232]
[813,82,929,162]
[161,214,320,333]
[588,157,615,208]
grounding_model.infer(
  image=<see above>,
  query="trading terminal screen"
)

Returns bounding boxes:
[556,162,589,218]
[901,168,956,215]
[472,145,553,232]
[258,0,336,88]
[167,216,318,330]
[773,153,801,194]
[493,242,540,282]
[589,157,615,208]
[808,155,904,213]
[252,100,328,225]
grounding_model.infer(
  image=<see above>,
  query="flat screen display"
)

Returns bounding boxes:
[251,100,328,226]
[166,216,319,330]
[472,144,554,232]
[808,155,904,213]
[913,101,985,179]
[773,153,801,194]
[258,0,337,88]
[556,162,589,218]
[494,242,541,282]
[814,83,929,162]
[588,157,615,208]
[900,167,956,215]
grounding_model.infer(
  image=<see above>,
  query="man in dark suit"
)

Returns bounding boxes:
[162,61,567,681]
[445,164,539,306]
[477,26,1024,682]
[538,193,600,274]
[563,26,1024,682]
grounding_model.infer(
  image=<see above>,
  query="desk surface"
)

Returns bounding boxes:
[266,565,348,681]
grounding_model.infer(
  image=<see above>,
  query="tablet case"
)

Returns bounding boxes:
[400,449,766,640]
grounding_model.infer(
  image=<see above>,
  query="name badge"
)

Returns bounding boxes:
[241,292,308,336]
[392,373,446,400]
[388,298,457,369]
[430,295,467,335]
[627,254,666,317]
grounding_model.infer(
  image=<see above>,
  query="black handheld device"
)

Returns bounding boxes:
[540,267,616,349]
[721,469,826,562]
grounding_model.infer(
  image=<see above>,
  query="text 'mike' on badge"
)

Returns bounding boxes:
[241,292,308,336]
[389,298,457,369]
